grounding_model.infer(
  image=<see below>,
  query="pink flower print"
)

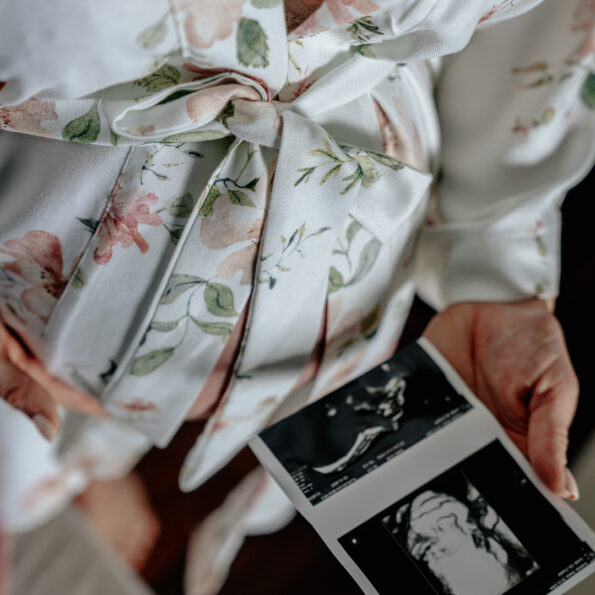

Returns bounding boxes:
[116,398,159,413]
[172,0,245,49]
[200,192,263,250]
[0,100,58,138]
[292,12,324,36]
[186,84,261,126]
[572,0,595,59]
[511,107,555,142]
[216,243,259,284]
[292,72,317,99]
[286,0,324,34]
[478,7,498,24]
[0,231,69,322]
[94,182,162,265]
[326,0,380,25]
[478,1,514,25]
[182,63,272,100]
[292,0,379,35]
[182,64,235,79]
[373,98,423,169]
[138,125,156,136]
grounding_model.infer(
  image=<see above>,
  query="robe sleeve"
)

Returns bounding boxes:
[415,0,595,310]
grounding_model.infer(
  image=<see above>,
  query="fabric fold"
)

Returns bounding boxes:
[36,57,433,454]
[178,110,431,490]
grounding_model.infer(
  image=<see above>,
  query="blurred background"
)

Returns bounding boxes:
[6,166,594,595]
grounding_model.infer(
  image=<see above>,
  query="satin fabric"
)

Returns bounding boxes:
[0,4,593,577]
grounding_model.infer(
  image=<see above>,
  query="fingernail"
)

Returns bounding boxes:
[564,468,580,501]
[32,413,56,441]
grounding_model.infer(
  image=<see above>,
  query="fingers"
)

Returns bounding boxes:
[3,324,107,419]
[0,352,60,440]
[527,349,579,499]
[21,357,108,418]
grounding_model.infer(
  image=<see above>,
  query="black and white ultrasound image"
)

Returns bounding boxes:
[339,441,595,594]
[260,343,472,505]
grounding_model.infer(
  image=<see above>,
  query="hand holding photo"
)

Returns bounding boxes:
[251,340,595,595]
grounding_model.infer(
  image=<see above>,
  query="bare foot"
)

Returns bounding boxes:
[76,473,161,570]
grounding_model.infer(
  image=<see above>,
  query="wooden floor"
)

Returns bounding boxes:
[134,168,595,595]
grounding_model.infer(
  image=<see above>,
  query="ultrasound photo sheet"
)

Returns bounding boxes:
[250,339,595,594]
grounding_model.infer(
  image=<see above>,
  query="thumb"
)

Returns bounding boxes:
[527,353,579,499]
[0,353,60,440]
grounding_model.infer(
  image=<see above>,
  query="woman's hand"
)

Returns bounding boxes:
[0,322,107,440]
[422,299,580,500]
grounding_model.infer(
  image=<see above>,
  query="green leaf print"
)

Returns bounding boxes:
[258,223,330,289]
[310,138,341,161]
[310,225,331,237]
[160,274,204,304]
[204,282,238,317]
[137,19,167,49]
[534,234,547,257]
[217,102,236,126]
[339,155,380,194]
[354,155,379,188]
[133,65,181,93]
[150,320,180,332]
[251,0,282,7]
[237,18,270,68]
[165,223,185,246]
[320,163,342,184]
[77,217,100,234]
[294,167,316,187]
[110,129,119,145]
[341,165,364,195]
[99,360,118,385]
[346,220,362,243]
[328,266,345,294]
[228,188,256,207]
[581,73,595,110]
[130,347,175,375]
[360,303,381,339]
[350,44,376,59]
[350,238,381,285]
[198,185,221,218]
[165,193,194,218]
[365,149,404,171]
[162,130,229,143]
[191,318,234,341]
[296,139,384,194]
[62,101,101,143]
[243,177,259,191]
[285,225,302,249]
[347,17,384,43]
[71,267,87,289]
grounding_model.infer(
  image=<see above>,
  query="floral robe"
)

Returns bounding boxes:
[0,0,594,589]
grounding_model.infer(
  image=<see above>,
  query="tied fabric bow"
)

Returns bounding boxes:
[1,55,432,489]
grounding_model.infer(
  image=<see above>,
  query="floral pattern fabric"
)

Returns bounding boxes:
[0,0,594,553]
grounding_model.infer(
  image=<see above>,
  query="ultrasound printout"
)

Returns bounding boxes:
[260,344,472,504]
